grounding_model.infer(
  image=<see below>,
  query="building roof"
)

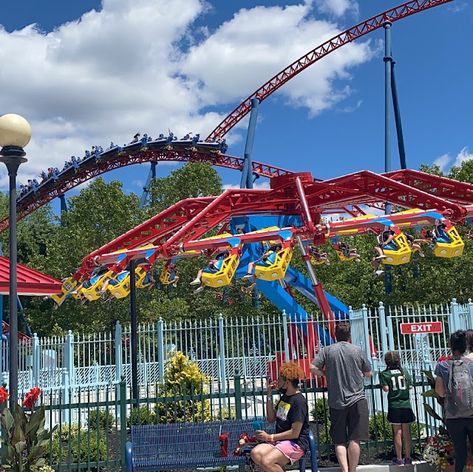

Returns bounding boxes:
[0,256,62,296]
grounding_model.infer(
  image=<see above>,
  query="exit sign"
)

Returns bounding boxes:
[400,322,443,335]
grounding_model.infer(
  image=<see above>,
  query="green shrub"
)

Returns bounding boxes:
[369,412,392,441]
[313,421,332,445]
[311,397,329,423]
[50,425,107,471]
[128,406,157,427]
[369,412,424,442]
[87,409,115,432]
[154,351,211,423]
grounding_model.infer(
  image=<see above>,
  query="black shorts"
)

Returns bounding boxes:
[387,407,415,424]
[329,398,369,445]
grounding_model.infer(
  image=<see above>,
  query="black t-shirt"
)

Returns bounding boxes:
[274,392,310,451]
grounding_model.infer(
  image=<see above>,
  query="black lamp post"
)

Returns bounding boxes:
[0,113,31,408]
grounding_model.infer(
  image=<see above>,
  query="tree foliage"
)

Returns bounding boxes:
[1,159,472,335]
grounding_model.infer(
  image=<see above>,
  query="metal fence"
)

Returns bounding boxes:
[1,298,472,393]
[33,368,441,470]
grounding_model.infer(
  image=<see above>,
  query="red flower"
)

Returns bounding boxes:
[22,387,41,409]
[0,386,9,404]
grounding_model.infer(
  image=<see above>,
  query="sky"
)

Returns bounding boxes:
[0,0,471,211]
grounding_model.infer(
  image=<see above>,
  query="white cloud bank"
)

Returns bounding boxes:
[0,0,373,187]
[433,146,473,172]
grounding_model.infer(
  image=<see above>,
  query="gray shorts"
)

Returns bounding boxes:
[329,398,369,444]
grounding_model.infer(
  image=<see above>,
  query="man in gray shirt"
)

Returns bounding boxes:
[311,322,372,472]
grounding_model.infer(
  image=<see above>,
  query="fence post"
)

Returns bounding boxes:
[32,333,40,388]
[157,318,165,383]
[449,298,461,333]
[378,302,388,356]
[115,321,123,383]
[468,299,473,328]
[387,311,395,351]
[361,305,371,361]
[119,379,127,471]
[62,331,74,422]
[234,370,242,420]
[218,314,227,395]
[281,311,290,361]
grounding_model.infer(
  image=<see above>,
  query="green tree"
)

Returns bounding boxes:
[147,163,222,215]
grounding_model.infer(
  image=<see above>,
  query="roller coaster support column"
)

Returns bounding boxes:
[59,194,68,224]
[240,98,259,189]
[296,236,335,338]
[391,61,407,170]
[140,161,157,208]
[384,21,392,215]
[384,22,393,294]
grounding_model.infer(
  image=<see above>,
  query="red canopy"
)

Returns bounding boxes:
[0,256,62,296]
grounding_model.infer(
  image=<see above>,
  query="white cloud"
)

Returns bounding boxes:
[432,147,473,174]
[315,0,358,17]
[0,0,375,189]
[433,153,451,173]
[453,146,473,167]
[181,3,373,117]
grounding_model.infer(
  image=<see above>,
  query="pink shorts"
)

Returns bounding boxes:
[271,440,304,464]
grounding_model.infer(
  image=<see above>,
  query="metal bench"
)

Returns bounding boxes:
[125,419,317,471]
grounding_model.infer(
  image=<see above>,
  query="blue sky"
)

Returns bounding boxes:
[0,0,471,212]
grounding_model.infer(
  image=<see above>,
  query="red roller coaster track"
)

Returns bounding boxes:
[206,0,452,141]
[0,143,290,233]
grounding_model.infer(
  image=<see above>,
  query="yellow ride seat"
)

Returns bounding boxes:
[107,271,131,299]
[51,276,79,306]
[201,253,240,288]
[255,247,293,281]
[310,256,326,266]
[136,267,153,288]
[333,248,359,262]
[382,233,412,265]
[434,226,464,258]
[81,271,114,301]
[159,268,174,285]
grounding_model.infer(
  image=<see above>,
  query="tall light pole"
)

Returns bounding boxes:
[0,114,31,407]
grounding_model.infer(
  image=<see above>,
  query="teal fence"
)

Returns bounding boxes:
[33,369,441,471]
[2,298,472,393]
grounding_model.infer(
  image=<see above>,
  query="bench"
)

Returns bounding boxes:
[125,419,317,471]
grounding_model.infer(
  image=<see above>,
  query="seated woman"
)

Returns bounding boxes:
[251,362,310,472]
[162,262,179,288]
[190,249,230,293]
[309,246,330,265]
[405,234,425,257]
[372,229,396,275]
[335,241,360,261]
[242,242,283,279]
[433,223,451,243]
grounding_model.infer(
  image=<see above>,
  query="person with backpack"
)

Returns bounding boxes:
[380,352,415,465]
[435,330,473,472]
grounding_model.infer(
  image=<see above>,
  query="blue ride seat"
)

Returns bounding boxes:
[126,419,317,472]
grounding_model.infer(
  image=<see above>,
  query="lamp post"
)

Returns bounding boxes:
[0,114,31,408]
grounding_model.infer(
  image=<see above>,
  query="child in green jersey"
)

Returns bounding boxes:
[380,351,416,466]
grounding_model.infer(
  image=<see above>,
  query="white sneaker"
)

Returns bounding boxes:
[375,270,384,276]
[375,255,387,260]
[190,278,201,286]
[241,273,253,280]
[194,285,204,294]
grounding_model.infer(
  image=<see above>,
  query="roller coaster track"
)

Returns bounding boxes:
[0,142,291,233]
[206,0,452,141]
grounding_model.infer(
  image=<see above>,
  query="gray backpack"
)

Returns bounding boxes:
[445,358,473,419]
